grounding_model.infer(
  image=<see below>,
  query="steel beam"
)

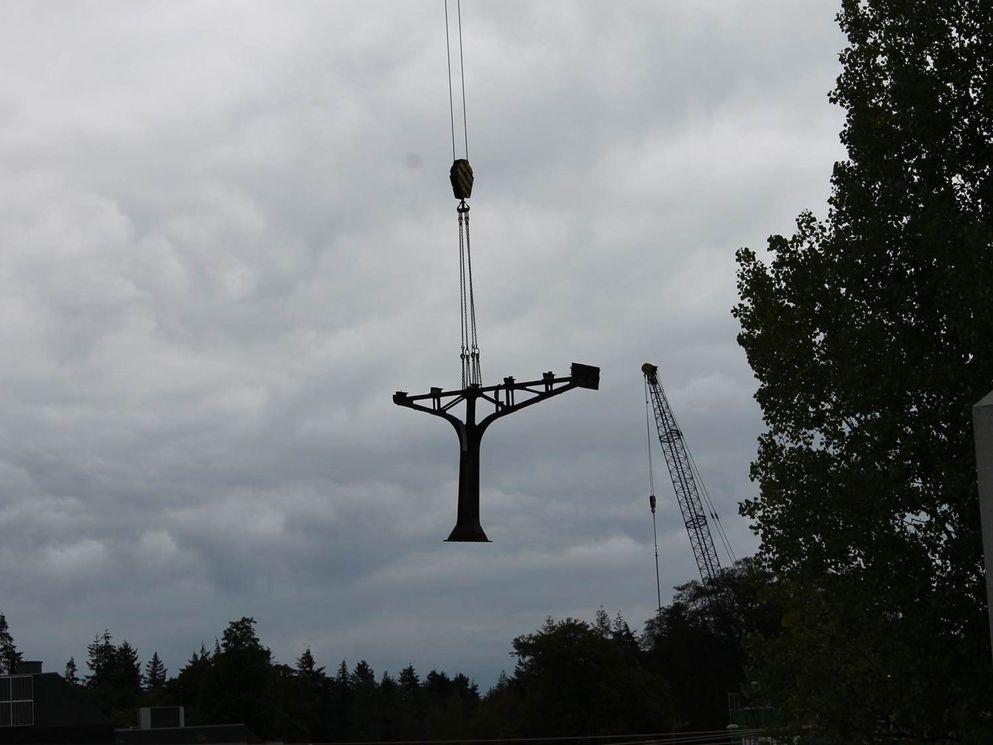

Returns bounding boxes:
[394,363,599,541]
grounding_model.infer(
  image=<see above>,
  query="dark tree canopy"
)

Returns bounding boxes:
[63,657,79,687]
[85,631,144,725]
[49,570,774,742]
[144,652,167,692]
[733,0,993,739]
[507,616,668,737]
[0,614,20,675]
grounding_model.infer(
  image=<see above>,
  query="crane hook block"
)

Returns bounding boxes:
[450,159,474,199]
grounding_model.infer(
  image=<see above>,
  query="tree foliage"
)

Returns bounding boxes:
[144,651,167,692]
[63,657,79,687]
[85,631,144,725]
[53,574,773,741]
[0,614,20,675]
[733,0,993,739]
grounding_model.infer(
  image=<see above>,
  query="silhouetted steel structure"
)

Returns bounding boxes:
[396,6,599,542]
[642,362,722,582]
[395,363,599,541]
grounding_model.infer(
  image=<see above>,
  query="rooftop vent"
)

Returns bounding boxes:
[138,706,185,730]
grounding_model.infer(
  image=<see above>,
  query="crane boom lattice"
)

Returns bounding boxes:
[642,363,722,583]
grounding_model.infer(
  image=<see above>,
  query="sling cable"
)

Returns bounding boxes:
[393,1,600,542]
[444,0,480,388]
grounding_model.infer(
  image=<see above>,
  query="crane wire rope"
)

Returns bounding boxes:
[445,0,480,386]
[456,0,469,158]
[443,0,457,161]
[663,401,736,566]
[644,378,663,621]
[687,448,736,564]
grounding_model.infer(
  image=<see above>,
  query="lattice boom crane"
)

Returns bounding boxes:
[642,362,723,583]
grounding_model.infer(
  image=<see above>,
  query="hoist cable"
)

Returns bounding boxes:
[464,207,480,384]
[645,378,662,620]
[688,448,737,564]
[666,401,737,566]
[458,210,469,387]
[644,378,656,497]
[444,0,479,386]
[443,1,457,161]
[456,0,469,158]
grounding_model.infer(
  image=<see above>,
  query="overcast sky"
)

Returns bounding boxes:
[0,1,845,688]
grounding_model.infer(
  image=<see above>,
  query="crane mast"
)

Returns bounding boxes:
[642,362,722,583]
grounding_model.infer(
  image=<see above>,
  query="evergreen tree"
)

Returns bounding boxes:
[290,647,328,740]
[165,644,212,721]
[196,618,285,739]
[84,631,143,722]
[733,0,993,738]
[334,659,352,689]
[295,647,324,680]
[609,612,640,661]
[351,660,379,740]
[113,641,144,709]
[593,607,611,637]
[0,614,21,674]
[377,671,403,740]
[328,659,355,741]
[85,630,116,687]
[64,657,79,686]
[397,665,425,739]
[144,651,167,691]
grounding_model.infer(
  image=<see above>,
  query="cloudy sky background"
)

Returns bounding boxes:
[0,1,845,687]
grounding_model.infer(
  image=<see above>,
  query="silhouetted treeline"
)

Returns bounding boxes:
[2,559,779,740]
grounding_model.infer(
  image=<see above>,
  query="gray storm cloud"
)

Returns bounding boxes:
[0,1,844,687]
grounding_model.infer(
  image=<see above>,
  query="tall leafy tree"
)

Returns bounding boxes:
[509,617,669,736]
[643,560,779,732]
[733,0,993,739]
[0,614,20,674]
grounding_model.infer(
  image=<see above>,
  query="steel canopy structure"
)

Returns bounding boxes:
[395,364,599,541]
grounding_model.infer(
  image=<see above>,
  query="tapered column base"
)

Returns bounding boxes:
[446,522,490,542]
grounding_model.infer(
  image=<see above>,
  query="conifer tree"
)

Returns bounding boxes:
[144,651,167,691]
[0,615,20,675]
[295,647,324,680]
[64,657,79,686]
[114,641,144,707]
[85,630,115,686]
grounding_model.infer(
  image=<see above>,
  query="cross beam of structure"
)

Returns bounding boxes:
[394,363,600,541]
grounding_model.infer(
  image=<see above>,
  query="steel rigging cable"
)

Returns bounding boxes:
[645,377,662,620]
[445,0,480,387]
